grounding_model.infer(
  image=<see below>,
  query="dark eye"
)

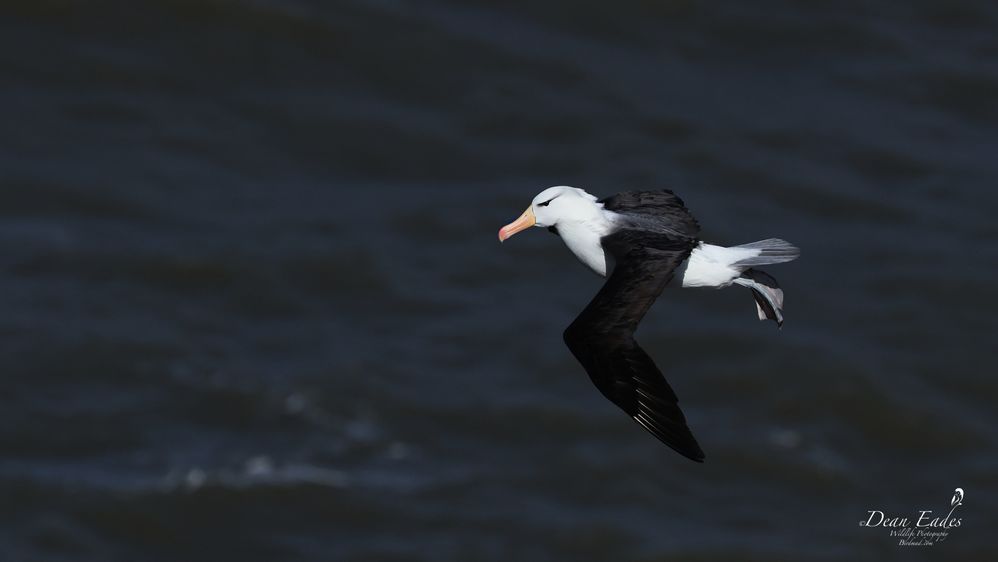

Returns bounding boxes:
[538,198,556,207]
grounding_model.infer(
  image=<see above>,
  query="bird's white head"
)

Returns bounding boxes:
[498,186,602,242]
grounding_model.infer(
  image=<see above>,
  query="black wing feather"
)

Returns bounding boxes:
[563,200,705,462]
[600,190,700,239]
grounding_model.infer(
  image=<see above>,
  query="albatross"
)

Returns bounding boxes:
[498,186,799,462]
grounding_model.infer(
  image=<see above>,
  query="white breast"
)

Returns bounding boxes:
[557,220,612,277]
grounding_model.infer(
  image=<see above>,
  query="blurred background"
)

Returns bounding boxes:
[2,0,996,560]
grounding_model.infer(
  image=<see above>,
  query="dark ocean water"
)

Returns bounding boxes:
[2,1,997,560]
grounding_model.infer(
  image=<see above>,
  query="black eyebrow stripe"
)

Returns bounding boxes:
[538,197,556,207]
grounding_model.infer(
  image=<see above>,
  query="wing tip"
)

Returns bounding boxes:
[632,413,707,463]
[686,449,706,463]
[673,441,706,463]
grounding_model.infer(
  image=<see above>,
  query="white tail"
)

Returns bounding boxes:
[678,239,799,288]
[731,238,800,266]
[678,239,799,327]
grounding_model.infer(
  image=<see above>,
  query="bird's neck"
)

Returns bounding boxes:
[558,214,614,277]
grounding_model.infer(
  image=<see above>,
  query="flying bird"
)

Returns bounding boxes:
[498,186,799,462]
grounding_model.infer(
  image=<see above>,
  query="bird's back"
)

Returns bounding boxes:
[599,190,701,241]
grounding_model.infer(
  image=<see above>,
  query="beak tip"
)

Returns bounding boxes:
[498,206,535,243]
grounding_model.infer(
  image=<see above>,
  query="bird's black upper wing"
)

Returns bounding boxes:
[564,191,704,461]
[599,190,700,238]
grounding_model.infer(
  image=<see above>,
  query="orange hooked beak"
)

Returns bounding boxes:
[498,206,536,242]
